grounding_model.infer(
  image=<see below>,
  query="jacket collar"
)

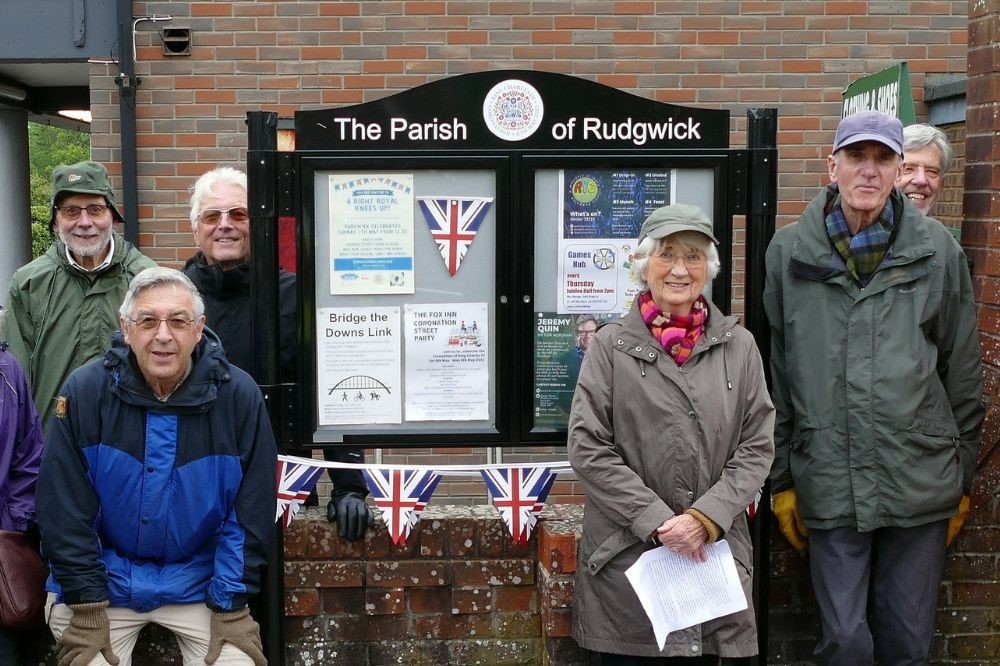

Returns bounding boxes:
[48,232,134,275]
[615,294,738,363]
[789,185,936,281]
[103,326,231,408]
[182,252,250,296]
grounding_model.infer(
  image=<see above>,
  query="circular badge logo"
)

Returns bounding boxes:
[570,176,599,205]
[482,80,544,142]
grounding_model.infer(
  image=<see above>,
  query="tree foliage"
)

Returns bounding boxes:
[28,122,90,257]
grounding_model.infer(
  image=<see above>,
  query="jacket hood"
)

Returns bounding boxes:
[103,326,232,408]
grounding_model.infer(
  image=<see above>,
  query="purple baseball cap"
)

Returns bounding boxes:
[832,111,903,155]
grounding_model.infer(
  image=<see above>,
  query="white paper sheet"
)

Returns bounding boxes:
[624,541,748,650]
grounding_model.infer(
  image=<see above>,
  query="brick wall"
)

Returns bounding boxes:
[107,1,969,256]
[282,504,586,666]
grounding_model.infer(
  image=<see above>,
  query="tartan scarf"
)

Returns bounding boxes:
[637,291,708,366]
[825,194,895,285]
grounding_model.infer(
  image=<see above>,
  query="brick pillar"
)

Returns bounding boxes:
[966,2,1000,499]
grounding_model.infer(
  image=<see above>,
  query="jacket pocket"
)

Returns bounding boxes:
[584,527,639,576]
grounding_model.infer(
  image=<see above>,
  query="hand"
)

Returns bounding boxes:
[655,514,709,562]
[327,491,370,541]
[57,601,119,666]
[773,489,808,553]
[205,606,265,666]
[947,495,970,546]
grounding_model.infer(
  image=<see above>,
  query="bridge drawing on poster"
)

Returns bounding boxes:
[329,375,393,403]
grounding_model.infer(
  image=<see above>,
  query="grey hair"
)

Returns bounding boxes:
[119,267,205,320]
[188,167,248,230]
[902,123,953,173]
[632,231,721,292]
[574,314,598,331]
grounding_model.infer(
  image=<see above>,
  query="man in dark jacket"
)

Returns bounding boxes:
[38,267,275,665]
[3,161,155,429]
[765,111,984,665]
[183,167,370,540]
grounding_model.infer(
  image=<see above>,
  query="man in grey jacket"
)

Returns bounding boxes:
[764,111,983,666]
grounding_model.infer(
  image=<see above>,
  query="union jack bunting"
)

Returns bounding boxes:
[480,466,558,544]
[417,196,493,276]
[363,467,442,545]
[275,459,325,528]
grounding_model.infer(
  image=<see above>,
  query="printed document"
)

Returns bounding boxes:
[624,541,748,650]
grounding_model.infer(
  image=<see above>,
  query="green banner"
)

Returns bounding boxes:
[841,63,916,125]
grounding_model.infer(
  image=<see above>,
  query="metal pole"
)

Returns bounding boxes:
[115,0,139,245]
[744,107,778,665]
[246,110,285,666]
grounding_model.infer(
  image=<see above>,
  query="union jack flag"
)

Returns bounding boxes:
[480,466,558,544]
[363,467,442,545]
[417,196,493,276]
[275,459,324,528]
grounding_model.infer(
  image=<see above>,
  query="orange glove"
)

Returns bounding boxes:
[772,489,808,554]
[946,495,970,547]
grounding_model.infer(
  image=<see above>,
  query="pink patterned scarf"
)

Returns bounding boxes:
[637,291,708,366]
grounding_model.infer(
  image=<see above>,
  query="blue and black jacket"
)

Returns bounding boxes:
[37,328,277,612]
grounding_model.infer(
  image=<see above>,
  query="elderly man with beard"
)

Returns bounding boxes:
[2,161,155,430]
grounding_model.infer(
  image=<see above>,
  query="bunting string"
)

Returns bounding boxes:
[276,454,572,545]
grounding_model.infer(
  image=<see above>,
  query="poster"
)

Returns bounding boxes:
[316,306,402,426]
[557,169,673,314]
[533,311,615,428]
[329,173,415,295]
[404,303,489,421]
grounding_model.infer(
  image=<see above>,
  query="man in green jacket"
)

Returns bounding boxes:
[764,111,984,666]
[3,161,155,429]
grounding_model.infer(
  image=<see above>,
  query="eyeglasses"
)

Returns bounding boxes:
[55,204,111,220]
[652,250,706,268]
[198,207,250,225]
[576,329,597,337]
[127,316,197,333]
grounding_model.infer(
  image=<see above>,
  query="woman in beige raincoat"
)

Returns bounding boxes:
[568,204,775,665]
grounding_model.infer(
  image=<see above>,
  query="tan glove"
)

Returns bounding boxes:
[57,600,120,666]
[946,495,970,547]
[205,606,266,666]
[773,488,809,554]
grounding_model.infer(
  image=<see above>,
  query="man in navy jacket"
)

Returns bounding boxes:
[38,267,276,666]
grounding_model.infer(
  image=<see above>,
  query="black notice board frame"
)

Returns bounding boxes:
[517,152,735,443]
[297,153,514,449]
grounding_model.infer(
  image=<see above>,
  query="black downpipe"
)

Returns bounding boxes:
[744,108,778,665]
[115,0,139,245]
[246,111,285,666]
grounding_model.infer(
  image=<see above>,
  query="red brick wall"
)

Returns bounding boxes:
[96,1,970,262]
[283,505,589,666]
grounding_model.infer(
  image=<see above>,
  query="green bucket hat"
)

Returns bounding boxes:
[637,203,718,245]
[49,161,124,230]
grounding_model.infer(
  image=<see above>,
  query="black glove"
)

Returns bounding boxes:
[327,491,370,540]
[205,606,265,666]
[57,601,120,666]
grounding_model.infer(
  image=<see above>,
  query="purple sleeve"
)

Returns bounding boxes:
[0,353,43,531]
